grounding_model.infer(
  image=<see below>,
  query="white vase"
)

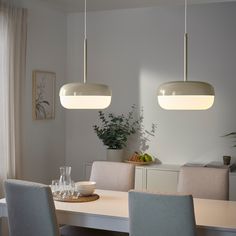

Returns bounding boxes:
[106,149,124,162]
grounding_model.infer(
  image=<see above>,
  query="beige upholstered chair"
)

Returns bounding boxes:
[89,161,135,191]
[129,190,196,236]
[177,166,229,200]
[61,161,134,236]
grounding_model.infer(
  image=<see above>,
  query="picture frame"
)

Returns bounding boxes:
[32,70,56,120]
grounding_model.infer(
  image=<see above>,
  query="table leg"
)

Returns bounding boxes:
[0,217,2,236]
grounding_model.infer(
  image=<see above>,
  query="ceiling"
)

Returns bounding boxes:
[36,0,236,12]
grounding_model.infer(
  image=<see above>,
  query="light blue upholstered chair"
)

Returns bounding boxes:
[129,190,197,236]
[4,179,60,236]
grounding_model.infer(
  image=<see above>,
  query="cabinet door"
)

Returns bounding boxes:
[146,169,178,192]
[135,168,146,190]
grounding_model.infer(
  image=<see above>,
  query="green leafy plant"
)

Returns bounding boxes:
[93,105,141,149]
[223,132,236,147]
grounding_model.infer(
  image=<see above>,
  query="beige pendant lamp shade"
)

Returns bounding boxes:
[158,81,214,110]
[59,0,112,109]
[60,83,111,109]
[157,0,215,110]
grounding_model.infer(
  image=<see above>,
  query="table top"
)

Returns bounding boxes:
[1,189,236,232]
[193,198,236,231]
[54,190,128,218]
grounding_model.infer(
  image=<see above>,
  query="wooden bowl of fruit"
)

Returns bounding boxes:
[125,152,154,165]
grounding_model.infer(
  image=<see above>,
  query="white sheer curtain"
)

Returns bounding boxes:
[0,1,27,196]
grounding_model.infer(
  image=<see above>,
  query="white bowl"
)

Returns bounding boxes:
[76,181,96,196]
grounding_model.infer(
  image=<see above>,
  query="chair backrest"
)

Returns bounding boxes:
[177,166,229,200]
[129,190,196,236]
[4,179,60,236]
[90,161,135,191]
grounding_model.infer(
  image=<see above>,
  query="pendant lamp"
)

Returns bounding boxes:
[59,0,112,109]
[157,0,215,110]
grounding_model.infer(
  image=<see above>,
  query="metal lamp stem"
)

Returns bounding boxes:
[184,0,188,82]
[184,33,188,82]
[84,0,87,84]
[84,38,87,84]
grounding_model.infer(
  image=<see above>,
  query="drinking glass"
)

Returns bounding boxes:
[51,180,60,196]
[70,181,75,196]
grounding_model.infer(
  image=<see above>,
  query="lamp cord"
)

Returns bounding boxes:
[84,0,87,83]
[185,0,187,34]
[184,0,188,82]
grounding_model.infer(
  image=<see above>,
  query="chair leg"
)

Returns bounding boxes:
[0,218,9,236]
[0,218,2,236]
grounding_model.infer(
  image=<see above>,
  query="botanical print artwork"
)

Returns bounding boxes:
[32,71,55,120]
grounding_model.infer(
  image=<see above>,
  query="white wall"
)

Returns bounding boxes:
[14,0,67,184]
[65,2,236,181]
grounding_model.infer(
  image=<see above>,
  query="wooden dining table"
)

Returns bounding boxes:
[0,189,236,236]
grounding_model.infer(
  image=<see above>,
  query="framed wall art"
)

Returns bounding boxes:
[32,70,56,120]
